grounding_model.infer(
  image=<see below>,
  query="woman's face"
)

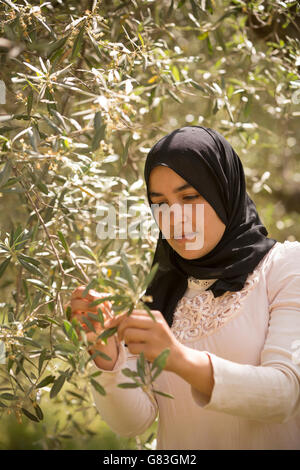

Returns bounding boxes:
[148,165,226,260]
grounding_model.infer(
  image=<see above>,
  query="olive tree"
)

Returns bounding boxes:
[0,0,299,449]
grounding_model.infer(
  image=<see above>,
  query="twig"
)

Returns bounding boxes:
[15,264,23,319]
[11,164,65,278]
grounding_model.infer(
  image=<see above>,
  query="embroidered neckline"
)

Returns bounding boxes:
[171,242,280,343]
[172,271,259,343]
[187,277,218,291]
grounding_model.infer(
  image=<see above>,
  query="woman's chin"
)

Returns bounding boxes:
[169,239,207,259]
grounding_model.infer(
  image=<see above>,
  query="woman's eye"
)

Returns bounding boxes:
[183,195,199,201]
[154,195,199,206]
[157,201,169,206]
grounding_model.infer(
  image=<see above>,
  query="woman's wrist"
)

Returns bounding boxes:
[170,343,214,399]
[88,336,119,370]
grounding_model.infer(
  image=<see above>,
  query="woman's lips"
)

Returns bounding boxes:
[173,232,198,243]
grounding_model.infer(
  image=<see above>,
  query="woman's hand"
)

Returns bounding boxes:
[65,285,120,370]
[66,295,214,398]
[107,308,214,399]
[107,309,184,373]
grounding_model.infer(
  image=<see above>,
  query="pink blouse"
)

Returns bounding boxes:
[89,240,300,450]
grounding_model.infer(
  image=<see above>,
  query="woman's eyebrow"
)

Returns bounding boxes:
[149,183,193,197]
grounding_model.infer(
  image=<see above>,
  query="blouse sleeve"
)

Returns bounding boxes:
[88,341,158,437]
[191,241,300,423]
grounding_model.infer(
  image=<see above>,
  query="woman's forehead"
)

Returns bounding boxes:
[149,165,187,187]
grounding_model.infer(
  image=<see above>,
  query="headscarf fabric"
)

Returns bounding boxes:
[142,126,277,327]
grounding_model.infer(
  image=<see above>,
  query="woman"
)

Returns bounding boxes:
[69,126,300,450]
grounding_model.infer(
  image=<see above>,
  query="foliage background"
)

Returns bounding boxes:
[0,0,299,450]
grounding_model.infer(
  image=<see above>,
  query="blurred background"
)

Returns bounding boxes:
[0,0,299,449]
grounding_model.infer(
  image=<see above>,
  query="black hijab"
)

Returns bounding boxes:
[142,126,277,328]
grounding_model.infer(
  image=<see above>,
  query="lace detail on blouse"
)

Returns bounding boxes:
[171,243,279,343]
[187,277,218,291]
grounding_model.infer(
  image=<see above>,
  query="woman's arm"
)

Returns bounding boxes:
[109,242,300,424]
[68,286,158,437]
[189,241,300,423]
[89,341,158,438]
[170,347,215,399]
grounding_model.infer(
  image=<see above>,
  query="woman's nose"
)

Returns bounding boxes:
[171,203,191,225]
[153,202,193,238]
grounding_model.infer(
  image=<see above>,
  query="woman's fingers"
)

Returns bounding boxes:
[71,298,98,313]
[70,312,109,339]
[109,309,159,327]
[70,311,90,332]
[70,297,111,317]
[120,327,148,344]
[109,309,151,322]
[66,291,111,342]
[71,285,87,301]
[68,288,162,350]
[112,310,160,341]
[68,302,108,335]
[71,285,110,302]
[70,287,112,318]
